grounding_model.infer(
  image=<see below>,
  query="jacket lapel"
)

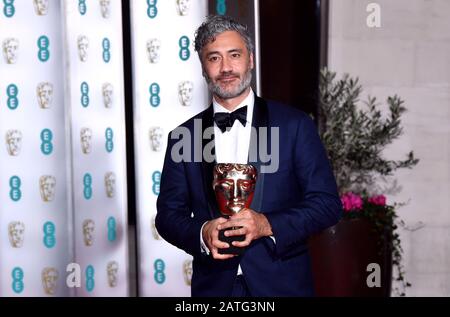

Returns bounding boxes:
[200,105,220,219]
[248,95,270,213]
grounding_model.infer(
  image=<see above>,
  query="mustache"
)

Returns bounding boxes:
[216,73,240,80]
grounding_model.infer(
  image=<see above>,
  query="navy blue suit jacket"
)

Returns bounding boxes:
[156,96,342,297]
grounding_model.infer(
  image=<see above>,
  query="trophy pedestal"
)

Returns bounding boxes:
[218,227,246,255]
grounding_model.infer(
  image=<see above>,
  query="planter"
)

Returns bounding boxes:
[308,217,393,296]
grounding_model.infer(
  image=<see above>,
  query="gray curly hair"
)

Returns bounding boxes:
[194,15,254,60]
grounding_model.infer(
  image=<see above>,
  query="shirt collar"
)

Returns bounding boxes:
[213,88,255,114]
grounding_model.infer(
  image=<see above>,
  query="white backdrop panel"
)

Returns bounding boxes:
[130,0,210,296]
[0,0,72,297]
[62,0,129,297]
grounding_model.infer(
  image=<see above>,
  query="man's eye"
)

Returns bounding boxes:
[231,53,240,58]
[209,56,219,62]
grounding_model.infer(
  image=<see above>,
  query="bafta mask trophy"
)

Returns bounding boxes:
[8,221,25,248]
[176,0,191,16]
[107,261,119,287]
[40,175,56,202]
[42,267,59,295]
[151,214,161,240]
[5,130,22,156]
[3,38,19,64]
[102,83,113,108]
[77,35,89,62]
[213,163,257,255]
[104,172,116,198]
[183,259,193,286]
[99,0,111,18]
[147,38,161,64]
[178,81,194,107]
[149,127,164,152]
[37,82,54,109]
[80,128,92,154]
[33,0,49,16]
[83,219,95,246]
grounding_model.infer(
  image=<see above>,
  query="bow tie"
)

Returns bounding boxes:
[213,106,248,133]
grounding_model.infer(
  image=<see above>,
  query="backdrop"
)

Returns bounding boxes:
[0,0,129,297]
[0,0,260,297]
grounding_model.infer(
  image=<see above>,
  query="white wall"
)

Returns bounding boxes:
[328,0,450,296]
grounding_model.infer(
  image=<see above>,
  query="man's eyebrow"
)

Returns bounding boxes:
[205,48,244,57]
[205,51,220,57]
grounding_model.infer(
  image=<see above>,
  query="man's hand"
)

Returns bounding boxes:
[202,217,236,260]
[217,208,273,248]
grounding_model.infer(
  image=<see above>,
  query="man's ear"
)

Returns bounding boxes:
[249,53,254,70]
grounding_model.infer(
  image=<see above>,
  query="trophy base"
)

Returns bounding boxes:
[218,228,246,255]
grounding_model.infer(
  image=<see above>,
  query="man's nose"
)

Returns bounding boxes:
[232,183,239,199]
[220,56,232,73]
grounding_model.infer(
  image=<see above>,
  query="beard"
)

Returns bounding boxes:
[205,67,253,100]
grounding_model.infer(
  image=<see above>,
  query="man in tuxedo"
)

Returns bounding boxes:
[156,15,342,297]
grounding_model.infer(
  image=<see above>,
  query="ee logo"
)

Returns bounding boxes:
[102,38,111,63]
[83,173,93,200]
[154,259,166,284]
[6,84,19,110]
[152,171,161,196]
[216,0,226,15]
[9,176,22,202]
[149,83,160,107]
[81,82,89,108]
[107,216,117,242]
[40,129,54,155]
[147,0,157,19]
[105,128,114,153]
[179,36,190,61]
[78,0,87,15]
[12,267,24,294]
[3,0,15,18]
[37,35,50,62]
[85,265,95,292]
[43,221,56,249]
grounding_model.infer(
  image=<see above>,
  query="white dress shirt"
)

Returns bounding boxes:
[200,89,255,275]
[213,90,254,164]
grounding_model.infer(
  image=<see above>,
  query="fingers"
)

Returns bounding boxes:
[211,240,236,260]
[212,238,230,250]
[210,220,235,259]
[217,219,244,231]
[212,218,231,249]
[207,216,249,260]
[219,209,254,230]
[216,217,229,225]
[232,236,252,248]
[224,226,251,247]
[224,226,247,237]
[211,247,235,260]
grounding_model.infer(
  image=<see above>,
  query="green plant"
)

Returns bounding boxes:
[318,68,419,296]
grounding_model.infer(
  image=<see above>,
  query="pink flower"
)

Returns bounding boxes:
[368,195,387,206]
[341,192,363,212]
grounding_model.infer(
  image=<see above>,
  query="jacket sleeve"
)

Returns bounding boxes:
[264,114,343,258]
[155,132,204,257]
